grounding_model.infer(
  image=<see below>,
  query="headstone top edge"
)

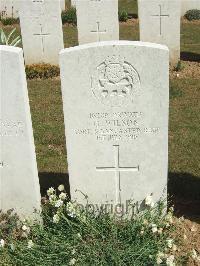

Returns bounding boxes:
[59,41,169,56]
[0,45,22,54]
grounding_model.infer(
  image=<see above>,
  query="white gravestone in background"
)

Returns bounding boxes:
[19,0,64,65]
[0,0,19,18]
[76,0,119,45]
[0,46,41,219]
[60,0,65,10]
[138,0,180,65]
[60,41,169,214]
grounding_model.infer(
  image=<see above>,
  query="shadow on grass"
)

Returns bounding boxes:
[39,172,70,198]
[128,13,138,19]
[168,172,200,220]
[38,171,200,221]
[181,51,200,62]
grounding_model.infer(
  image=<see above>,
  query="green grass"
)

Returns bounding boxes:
[63,24,78,48]
[169,78,200,177]
[28,79,67,173]
[119,22,139,41]
[168,78,200,200]
[119,0,138,15]
[181,23,200,56]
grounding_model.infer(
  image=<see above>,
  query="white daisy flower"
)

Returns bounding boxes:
[53,214,60,224]
[69,258,76,265]
[58,184,65,192]
[166,255,175,266]
[0,239,5,248]
[150,224,157,233]
[47,187,55,196]
[166,239,173,249]
[145,195,154,207]
[55,199,63,208]
[27,240,34,249]
[59,192,67,200]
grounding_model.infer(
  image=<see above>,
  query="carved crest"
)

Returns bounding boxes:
[91,55,140,107]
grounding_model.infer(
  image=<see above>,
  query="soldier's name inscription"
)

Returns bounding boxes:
[74,111,160,141]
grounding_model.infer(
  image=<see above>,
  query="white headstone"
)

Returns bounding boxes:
[138,0,180,65]
[19,0,64,65]
[0,46,41,219]
[60,0,65,10]
[76,0,119,45]
[0,0,19,18]
[60,41,169,214]
[181,0,200,16]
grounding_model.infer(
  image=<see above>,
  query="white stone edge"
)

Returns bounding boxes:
[60,41,169,55]
[0,45,22,54]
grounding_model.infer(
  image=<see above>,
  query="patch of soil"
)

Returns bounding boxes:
[181,17,200,25]
[170,61,200,79]
[119,18,138,26]
[173,216,200,265]
[119,17,200,26]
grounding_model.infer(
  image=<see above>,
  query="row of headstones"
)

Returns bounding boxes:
[0,0,65,18]
[0,39,169,219]
[73,0,200,16]
[1,0,200,18]
[5,0,182,66]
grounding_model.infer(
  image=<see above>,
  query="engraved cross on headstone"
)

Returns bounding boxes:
[32,0,44,3]
[33,24,50,54]
[151,5,169,35]
[11,5,14,18]
[91,22,106,42]
[96,145,139,204]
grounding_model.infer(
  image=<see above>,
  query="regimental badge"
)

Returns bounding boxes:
[91,55,140,107]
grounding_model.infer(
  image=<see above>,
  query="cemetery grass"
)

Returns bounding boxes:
[25,75,200,265]
[28,77,200,203]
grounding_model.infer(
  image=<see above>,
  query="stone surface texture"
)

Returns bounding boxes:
[19,0,64,65]
[60,41,169,213]
[0,46,41,219]
[76,0,119,45]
